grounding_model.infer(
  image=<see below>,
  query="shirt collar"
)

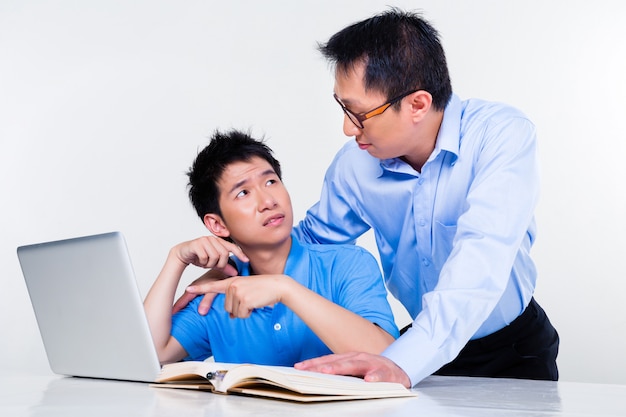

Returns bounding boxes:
[436,94,461,161]
[234,232,306,279]
[283,232,305,275]
[379,94,461,175]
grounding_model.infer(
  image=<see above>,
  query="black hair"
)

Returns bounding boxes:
[319,7,452,111]
[187,129,282,219]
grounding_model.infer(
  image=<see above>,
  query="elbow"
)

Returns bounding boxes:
[156,338,186,365]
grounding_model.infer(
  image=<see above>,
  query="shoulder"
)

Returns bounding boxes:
[297,236,375,261]
[300,241,379,269]
[171,296,207,331]
[326,141,382,180]
[303,241,373,256]
[174,294,225,319]
[453,97,537,155]
[459,97,535,133]
[336,140,381,163]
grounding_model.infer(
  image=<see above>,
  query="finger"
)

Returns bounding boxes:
[363,369,386,383]
[223,283,234,317]
[197,293,218,316]
[203,237,249,270]
[186,278,233,295]
[221,262,239,277]
[185,236,231,269]
[296,353,372,377]
[224,242,249,263]
[234,293,254,318]
[224,279,254,319]
[195,268,228,283]
[200,238,232,269]
[364,366,412,387]
[172,291,199,314]
[187,278,235,315]
[295,353,352,371]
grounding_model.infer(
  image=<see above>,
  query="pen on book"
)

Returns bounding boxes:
[206,370,227,381]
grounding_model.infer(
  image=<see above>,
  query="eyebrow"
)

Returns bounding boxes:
[227,168,277,195]
[335,93,355,106]
[335,93,366,114]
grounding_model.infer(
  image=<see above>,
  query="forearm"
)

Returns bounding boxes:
[143,250,187,362]
[281,279,395,354]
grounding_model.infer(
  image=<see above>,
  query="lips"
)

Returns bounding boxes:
[263,214,285,226]
[355,137,370,150]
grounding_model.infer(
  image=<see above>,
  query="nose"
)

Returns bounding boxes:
[257,188,277,211]
[342,114,362,137]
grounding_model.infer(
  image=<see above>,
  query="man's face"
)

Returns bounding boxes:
[333,61,419,161]
[216,156,293,249]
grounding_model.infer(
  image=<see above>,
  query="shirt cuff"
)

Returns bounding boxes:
[381,323,452,386]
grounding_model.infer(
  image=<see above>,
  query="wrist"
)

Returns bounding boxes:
[165,249,189,275]
[278,275,302,306]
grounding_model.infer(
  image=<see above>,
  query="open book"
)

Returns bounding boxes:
[153,361,416,403]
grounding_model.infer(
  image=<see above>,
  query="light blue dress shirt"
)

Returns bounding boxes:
[171,234,399,366]
[293,94,540,385]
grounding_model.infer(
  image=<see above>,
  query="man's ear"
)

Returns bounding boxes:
[407,90,433,123]
[203,213,231,238]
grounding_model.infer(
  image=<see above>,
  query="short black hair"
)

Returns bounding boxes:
[187,129,282,219]
[319,8,452,111]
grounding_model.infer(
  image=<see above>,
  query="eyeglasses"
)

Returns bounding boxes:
[333,89,419,129]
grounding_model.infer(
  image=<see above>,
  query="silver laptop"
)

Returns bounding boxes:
[17,231,162,382]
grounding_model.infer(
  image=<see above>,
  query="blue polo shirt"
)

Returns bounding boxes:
[171,235,398,366]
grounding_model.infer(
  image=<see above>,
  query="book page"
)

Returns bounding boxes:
[156,362,414,399]
[220,364,411,396]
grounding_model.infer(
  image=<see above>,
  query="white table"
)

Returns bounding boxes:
[2,373,624,417]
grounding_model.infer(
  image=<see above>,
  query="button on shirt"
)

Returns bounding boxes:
[171,234,399,366]
[293,94,540,385]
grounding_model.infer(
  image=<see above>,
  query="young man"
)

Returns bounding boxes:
[143,129,398,366]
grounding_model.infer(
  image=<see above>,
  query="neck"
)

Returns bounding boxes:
[241,235,291,275]
[401,110,444,173]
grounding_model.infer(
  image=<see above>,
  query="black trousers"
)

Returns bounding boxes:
[410,298,559,380]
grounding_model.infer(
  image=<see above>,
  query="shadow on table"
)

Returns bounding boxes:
[415,375,562,417]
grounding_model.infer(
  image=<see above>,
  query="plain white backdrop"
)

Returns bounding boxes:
[1,1,625,384]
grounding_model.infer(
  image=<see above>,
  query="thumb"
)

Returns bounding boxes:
[172,290,198,314]
[222,262,239,277]
[363,370,383,383]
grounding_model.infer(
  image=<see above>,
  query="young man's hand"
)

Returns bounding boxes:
[170,236,247,315]
[185,274,290,318]
[172,236,246,271]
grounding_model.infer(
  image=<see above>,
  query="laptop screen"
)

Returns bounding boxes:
[17,232,161,382]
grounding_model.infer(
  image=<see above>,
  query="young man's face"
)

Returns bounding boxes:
[214,156,293,249]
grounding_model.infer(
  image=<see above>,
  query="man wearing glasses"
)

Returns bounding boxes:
[292,8,559,387]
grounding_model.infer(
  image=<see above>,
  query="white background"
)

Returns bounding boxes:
[1,1,625,384]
